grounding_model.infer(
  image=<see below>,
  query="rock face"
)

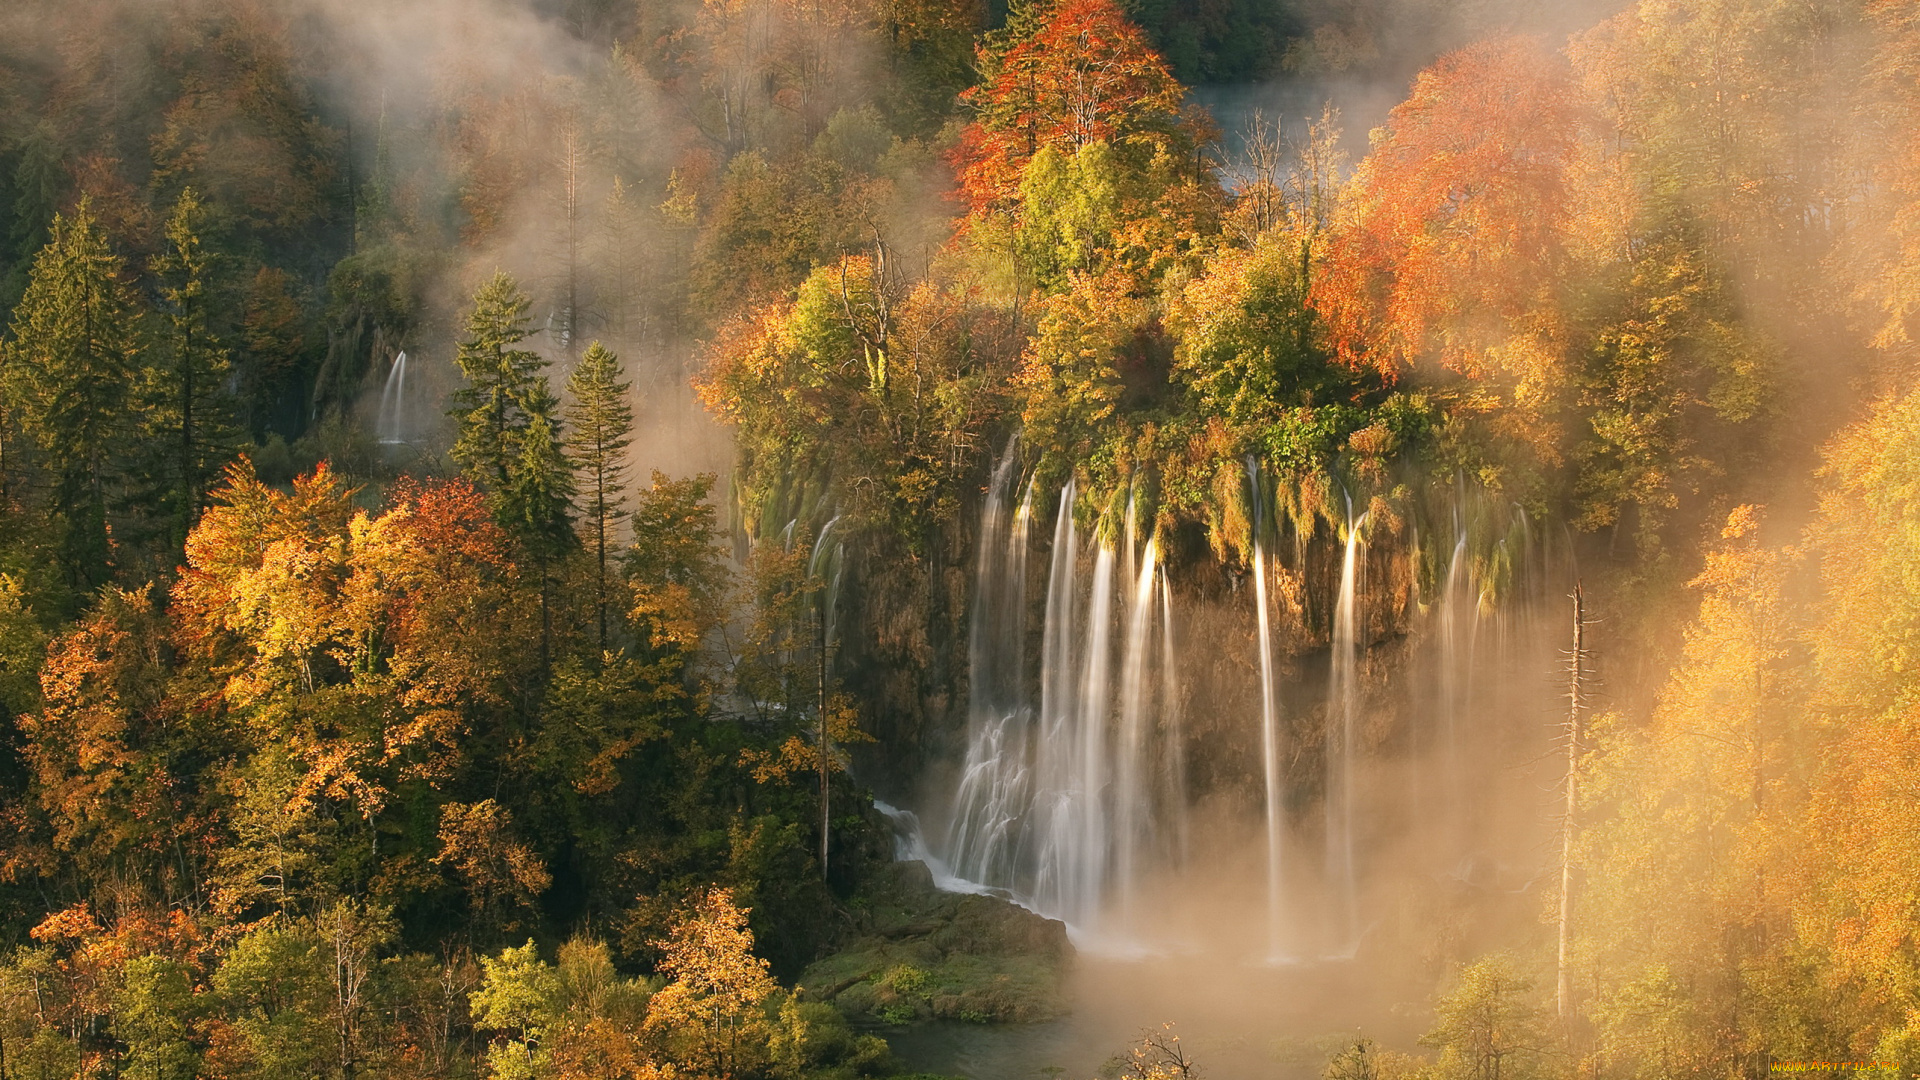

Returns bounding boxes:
[800,861,1072,1024]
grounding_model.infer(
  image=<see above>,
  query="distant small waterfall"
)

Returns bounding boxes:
[1437,519,1474,848]
[809,514,846,674]
[377,351,410,444]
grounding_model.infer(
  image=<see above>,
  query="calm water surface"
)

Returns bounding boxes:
[877,952,1426,1080]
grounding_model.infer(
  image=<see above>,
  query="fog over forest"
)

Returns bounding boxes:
[0,0,1915,1077]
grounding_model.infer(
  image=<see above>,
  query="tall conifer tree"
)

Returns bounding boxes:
[450,272,547,491]
[149,187,238,544]
[451,272,576,669]
[504,393,575,672]
[564,340,633,652]
[4,199,144,585]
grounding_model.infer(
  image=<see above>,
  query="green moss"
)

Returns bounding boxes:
[801,863,1072,1025]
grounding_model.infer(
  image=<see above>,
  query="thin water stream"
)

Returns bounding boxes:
[377,350,409,444]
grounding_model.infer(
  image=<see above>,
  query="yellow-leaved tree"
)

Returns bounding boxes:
[470,937,660,1080]
[1802,386,1920,1063]
[1575,505,1819,1076]
[643,888,776,1079]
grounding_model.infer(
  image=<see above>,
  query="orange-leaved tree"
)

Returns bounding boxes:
[172,460,359,700]
[1314,35,1580,387]
[173,462,527,830]
[952,0,1202,218]
[20,590,203,908]
[342,475,524,773]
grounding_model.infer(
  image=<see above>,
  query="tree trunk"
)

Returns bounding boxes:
[818,607,830,881]
[1557,583,1585,1024]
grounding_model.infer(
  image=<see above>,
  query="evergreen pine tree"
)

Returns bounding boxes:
[3,198,144,586]
[564,340,633,652]
[502,389,576,671]
[449,272,546,491]
[450,273,577,669]
[148,187,239,545]
[501,388,576,556]
[3,124,63,311]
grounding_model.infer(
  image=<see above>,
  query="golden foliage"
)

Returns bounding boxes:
[435,800,552,939]
[643,888,776,1079]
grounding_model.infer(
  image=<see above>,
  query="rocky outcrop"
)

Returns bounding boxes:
[800,861,1072,1024]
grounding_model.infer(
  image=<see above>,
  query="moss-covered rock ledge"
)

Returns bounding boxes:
[801,861,1072,1024]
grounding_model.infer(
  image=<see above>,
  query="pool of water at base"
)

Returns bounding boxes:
[872,953,1427,1080]
[873,1018,1102,1079]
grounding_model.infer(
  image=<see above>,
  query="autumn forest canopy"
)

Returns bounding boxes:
[3,0,1920,1076]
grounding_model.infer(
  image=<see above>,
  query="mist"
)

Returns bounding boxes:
[1,0,1916,1077]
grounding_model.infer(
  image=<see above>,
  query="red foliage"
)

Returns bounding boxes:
[365,476,517,672]
[1314,36,1579,379]
[951,0,1192,216]
[382,476,512,576]
[350,476,523,736]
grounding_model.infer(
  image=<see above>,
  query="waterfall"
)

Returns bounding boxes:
[939,471,1194,940]
[926,462,1564,957]
[808,514,846,676]
[1159,576,1188,870]
[1115,536,1159,928]
[1326,503,1366,947]
[1031,480,1080,918]
[876,801,998,897]
[1248,458,1287,955]
[946,447,1030,889]
[1439,524,1469,842]
[1071,543,1116,928]
[1252,533,1285,954]
[377,351,409,444]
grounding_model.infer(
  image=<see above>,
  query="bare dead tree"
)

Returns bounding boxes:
[1123,1023,1200,1079]
[1557,583,1587,1024]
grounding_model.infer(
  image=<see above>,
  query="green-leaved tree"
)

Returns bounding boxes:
[450,272,577,668]
[502,394,576,669]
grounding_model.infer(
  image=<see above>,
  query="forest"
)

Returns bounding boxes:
[1,0,1919,1076]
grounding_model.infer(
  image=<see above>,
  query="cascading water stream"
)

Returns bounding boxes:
[946,448,1030,889]
[808,514,846,675]
[1159,577,1188,870]
[1072,543,1117,929]
[941,472,1194,943]
[928,462,1560,958]
[1326,504,1367,948]
[1440,525,1469,844]
[1253,534,1284,954]
[1031,481,1080,919]
[1115,536,1159,930]
[1248,459,1286,956]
